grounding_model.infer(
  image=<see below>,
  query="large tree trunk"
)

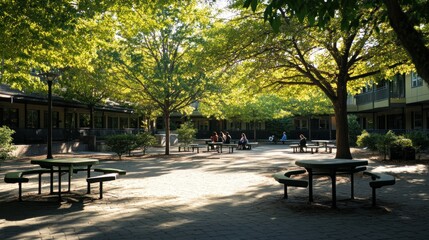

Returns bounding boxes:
[164,111,170,155]
[334,93,352,159]
[384,0,429,82]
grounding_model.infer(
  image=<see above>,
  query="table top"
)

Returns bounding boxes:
[311,140,335,143]
[295,159,368,169]
[31,158,99,167]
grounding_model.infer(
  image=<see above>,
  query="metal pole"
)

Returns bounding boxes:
[47,80,53,159]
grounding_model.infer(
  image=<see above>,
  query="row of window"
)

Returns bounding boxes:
[0,107,138,129]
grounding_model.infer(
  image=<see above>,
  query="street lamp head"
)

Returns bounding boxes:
[31,68,61,82]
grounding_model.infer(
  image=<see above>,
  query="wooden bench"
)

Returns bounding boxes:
[238,142,258,150]
[290,144,300,153]
[177,144,191,152]
[93,168,127,175]
[223,144,237,153]
[246,142,258,150]
[190,144,205,153]
[273,169,308,199]
[4,171,29,201]
[363,171,396,207]
[87,173,118,199]
[4,169,53,201]
[307,145,323,154]
[327,145,337,153]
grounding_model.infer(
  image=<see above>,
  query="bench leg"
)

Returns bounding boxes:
[38,173,42,194]
[283,185,288,199]
[372,187,376,207]
[350,173,354,199]
[18,182,23,201]
[99,182,104,199]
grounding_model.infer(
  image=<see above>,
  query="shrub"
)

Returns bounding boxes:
[135,132,156,154]
[176,122,197,145]
[356,130,381,151]
[0,126,16,161]
[405,131,429,153]
[376,130,398,160]
[348,115,362,146]
[105,134,137,160]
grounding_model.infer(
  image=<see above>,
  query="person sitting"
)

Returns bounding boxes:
[280,132,287,144]
[223,131,232,144]
[238,133,248,150]
[210,131,218,150]
[268,135,277,144]
[299,134,307,153]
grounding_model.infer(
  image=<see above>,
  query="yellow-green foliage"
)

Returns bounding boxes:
[177,122,197,145]
[0,126,16,160]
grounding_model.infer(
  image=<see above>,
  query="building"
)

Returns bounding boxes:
[347,72,428,133]
[0,84,138,144]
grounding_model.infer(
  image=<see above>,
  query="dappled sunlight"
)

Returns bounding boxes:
[2,145,429,239]
[372,164,428,174]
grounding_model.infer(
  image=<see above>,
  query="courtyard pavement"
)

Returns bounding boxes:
[1,144,429,240]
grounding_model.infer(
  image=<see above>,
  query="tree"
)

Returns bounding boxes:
[110,1,216,155]
[0,0,117,86]
[242,0,429,83]
[223,5,407,158]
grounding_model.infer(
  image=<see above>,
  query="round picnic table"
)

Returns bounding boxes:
[31,158,99,201]
[295,158,368,208]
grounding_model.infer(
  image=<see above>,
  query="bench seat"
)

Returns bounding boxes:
[5,169,54,201]
[364,171,396,206]
[307,145,322,154]
[177,144,191,152]
[289,144,300,153]
[223,143,238,153]
[327,145,337,153]
[190,144,205,153]
[4,171,29,201]
[87,173,119,199]
[273,169,308,199]
[94,168,127,175]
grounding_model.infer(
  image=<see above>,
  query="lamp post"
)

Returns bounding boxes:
[35,70,59,159]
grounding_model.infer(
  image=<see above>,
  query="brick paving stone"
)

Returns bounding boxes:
[1,145,429,239]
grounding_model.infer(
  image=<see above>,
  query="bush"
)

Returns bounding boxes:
[405,131,429,153]
[105,134,137,160]
[0,126,16,161]
[134,132,156,154]
[176,122,197,145]
[356,130,382,151]
[376,130,398,160]
[348,115,362,146]
[390,136,415,160]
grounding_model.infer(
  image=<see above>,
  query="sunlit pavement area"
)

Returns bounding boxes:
[1,145,429,240]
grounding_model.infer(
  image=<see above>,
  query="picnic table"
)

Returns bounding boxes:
[295,158,368,208]
[30,158,99,201]
[311,140,336,152]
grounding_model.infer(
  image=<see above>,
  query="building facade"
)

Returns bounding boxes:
[0,85,138,144]
[347,72,428,134]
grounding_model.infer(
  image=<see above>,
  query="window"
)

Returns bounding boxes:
[94,114,103,128]
[319,119,329,129]
[0,108,19,129]
[26,109,40,128]
[44,111,60,128]
[412,112,422,129]
[79,113,90,128]
[411,72,423,88]
[108,116,118,129]
[129,117,138,128]
[120,117,128,129]
[294,119,308,129]
[65,113,76,129]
